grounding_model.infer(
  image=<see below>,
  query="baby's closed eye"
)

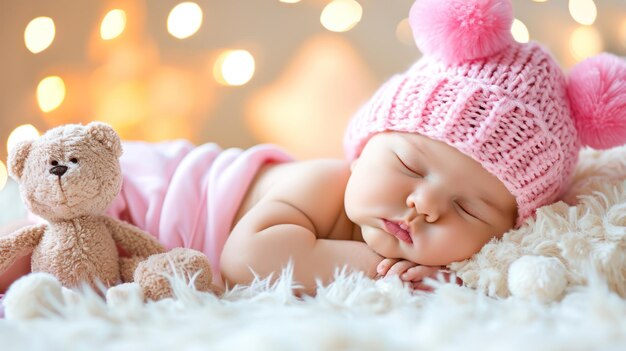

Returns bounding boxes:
[454,201,480,219]
[395,154,423,177]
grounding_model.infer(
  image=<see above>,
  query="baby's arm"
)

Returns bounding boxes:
[222,200,383,295]
[221,160,384,295]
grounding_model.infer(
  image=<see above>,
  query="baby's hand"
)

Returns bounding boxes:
[376,258,457,292]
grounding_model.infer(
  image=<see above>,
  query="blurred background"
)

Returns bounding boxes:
[1,0,625,196]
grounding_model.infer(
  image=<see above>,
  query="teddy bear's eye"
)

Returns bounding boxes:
[51,160,58,166]
[70,158,78,164]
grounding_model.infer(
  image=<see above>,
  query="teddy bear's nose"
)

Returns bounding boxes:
[50,165,68,177]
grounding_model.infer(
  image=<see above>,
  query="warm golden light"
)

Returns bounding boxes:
[37,76,66,112]
[621,19,626,50]
[167,2,203,39]
[320,0,363,33]
[511,19,530,43]
[7,124,40,154]
[24,17,55,54]
[568,0,597,26]
[569,26,603,62]
[396,18,414,46]
[101,9,127,40]
[214,50,255,86]
[0,161,7,192]
[246,34,376,159]
[96,81,146,129]
[280,0,301,3]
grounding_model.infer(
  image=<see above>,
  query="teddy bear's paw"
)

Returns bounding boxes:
[508,255,568,303]
[119,256,145,283]
[134,248,214,301]
[2,273,65,320]
[106,282,144,308]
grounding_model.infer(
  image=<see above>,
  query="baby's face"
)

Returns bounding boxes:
[345,132,517,266]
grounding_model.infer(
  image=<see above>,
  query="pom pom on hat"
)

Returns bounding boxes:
[568,53,626,150]
[409,0,515,65]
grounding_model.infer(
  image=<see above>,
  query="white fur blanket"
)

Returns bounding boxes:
[1,146,625,351]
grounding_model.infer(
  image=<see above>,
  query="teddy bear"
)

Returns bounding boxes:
[0,122,215,318]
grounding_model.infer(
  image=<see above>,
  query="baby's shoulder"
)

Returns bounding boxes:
[261,158,351,236]
[272,158,350,201]
[234,158,350,227]
[287,158,350,178]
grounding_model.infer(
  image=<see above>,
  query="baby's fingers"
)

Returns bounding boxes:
[376,258,400,277]
[411,281,435,292]
[401,265,442,282]
[386,260,417,277]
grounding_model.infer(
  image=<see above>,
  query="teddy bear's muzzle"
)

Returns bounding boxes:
[50,165,68,177]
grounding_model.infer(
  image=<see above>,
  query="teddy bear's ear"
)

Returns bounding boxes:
[7,139,34,181]
[87,122,122,158]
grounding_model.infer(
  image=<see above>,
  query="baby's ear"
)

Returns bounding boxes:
[7,140,34,181]
[87,122,122,158]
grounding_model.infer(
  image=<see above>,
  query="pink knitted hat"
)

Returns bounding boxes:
[344,0,626,227]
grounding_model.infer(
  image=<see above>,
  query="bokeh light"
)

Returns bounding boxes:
[533,0,549,2]
[214,50,255,86]
[395,18,414,46]
[320,0,363,33]
[569,26,603,61]
[37,76,66,112]
[24,17,55,54]
[0,161,7,192]
[568,0,597,26]
[280,0,301,3]
[101,9,127,40]
[511,19,530,43]
[7,124,40,154]
[167,2,203,39]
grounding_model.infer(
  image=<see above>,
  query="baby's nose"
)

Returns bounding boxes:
[407,183,445,221]
[50,165,68,176]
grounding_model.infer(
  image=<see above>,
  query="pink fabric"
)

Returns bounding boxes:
[106,140,293,281]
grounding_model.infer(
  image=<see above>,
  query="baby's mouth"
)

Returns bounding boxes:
[382,219,413,244]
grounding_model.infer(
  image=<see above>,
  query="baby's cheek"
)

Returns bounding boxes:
[362,228,395,256]
[344,181,381,222]
[420,226,468,263]
[446,227,489,261]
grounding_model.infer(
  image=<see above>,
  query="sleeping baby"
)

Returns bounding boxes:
[2,0,624,295]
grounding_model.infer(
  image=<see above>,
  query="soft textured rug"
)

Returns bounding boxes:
[1,146,625,351]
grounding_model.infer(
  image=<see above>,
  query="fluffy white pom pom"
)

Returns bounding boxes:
[508,255,567,303]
